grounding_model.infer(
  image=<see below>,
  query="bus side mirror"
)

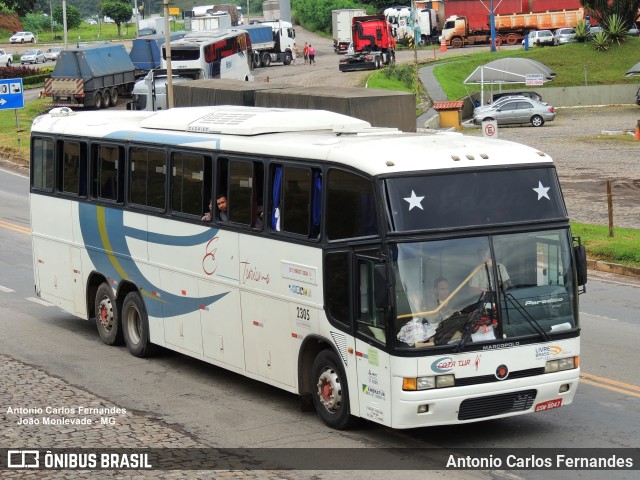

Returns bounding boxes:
[574,244,587,288]
[373,264,389,309]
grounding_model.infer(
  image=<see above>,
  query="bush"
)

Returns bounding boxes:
[0,66,51,84]
[592,31,610,51]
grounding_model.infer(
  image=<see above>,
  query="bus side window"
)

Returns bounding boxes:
[58,140,87,197]
[92,145,123,203]
[227,158,253,225]
[31,137,55,192]
[327,169,378,240]
[130,147,166,210]
[171,151,209,217]
[270,164,320,237]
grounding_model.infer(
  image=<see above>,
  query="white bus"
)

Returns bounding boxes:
[30,106,586,429]
[163,29,253,81]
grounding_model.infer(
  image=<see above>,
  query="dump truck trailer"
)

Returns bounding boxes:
[43,45,136,108]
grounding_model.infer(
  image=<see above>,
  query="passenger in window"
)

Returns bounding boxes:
[216,194,228,221]
[201,199,213,222]
[253,205,264,229]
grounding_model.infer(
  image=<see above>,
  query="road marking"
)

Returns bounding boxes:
[581,372,640,399]
[25,297,54,307]
[0,219,30,236]
[0,285,15,293]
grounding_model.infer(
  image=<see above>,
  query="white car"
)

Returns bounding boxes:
[45,47,63,61]
[10,31,36,44]
[522,30,555,47]
[20,49,46,64]
[554,28,576,45]
[0,49,12,67]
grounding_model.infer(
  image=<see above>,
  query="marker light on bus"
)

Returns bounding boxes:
[544,356,579,373]
[403,374,455,391]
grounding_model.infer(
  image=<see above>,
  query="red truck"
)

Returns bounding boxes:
[338,15,396,72]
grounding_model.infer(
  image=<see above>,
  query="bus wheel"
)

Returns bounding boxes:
[94,91,103,109]
[261,52,271,68]
[122,291,156,358]
[311,350,354,430]
[95,283,123,345]
[110,88,118,106]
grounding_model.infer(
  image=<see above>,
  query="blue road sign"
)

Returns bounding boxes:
[0,78,25,110]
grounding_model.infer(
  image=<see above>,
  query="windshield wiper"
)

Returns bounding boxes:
[501,287,551,342]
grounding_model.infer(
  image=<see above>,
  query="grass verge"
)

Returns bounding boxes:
[0,97,49,167]
[571,222,640,268]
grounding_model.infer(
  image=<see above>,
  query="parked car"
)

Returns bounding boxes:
[10,31,36,44]
[522,30,555,47]
[473,98,555,127]
[490,91,543,103]
[587,26,604,39]
[554,28,576,45]
[86,19,98,25]
[0,49,12,67]
[627,23,639,36]
[474,95,532,115]
[44,47,63,62]
[20,49,46,64]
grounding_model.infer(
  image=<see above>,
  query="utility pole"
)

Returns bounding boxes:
[63,0,68,49]
[489,0,496,52]
[163,0,173,109]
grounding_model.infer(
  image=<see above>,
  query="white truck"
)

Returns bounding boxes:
[138,17,166,37]
[384,6,440,46]
[238,20,296,68]
[332,8,367,54]
[189,13,232,31]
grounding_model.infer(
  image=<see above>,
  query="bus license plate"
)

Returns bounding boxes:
[534,398,563,412]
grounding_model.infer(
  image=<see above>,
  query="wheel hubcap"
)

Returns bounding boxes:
[317,367,342,413]
[97,298,113,330]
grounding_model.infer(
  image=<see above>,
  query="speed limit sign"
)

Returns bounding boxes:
[482,119,498,139]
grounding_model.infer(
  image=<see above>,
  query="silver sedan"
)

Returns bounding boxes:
[473,98,556,127]
[20,49,46,64]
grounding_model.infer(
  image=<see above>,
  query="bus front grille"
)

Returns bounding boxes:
[455,367,545,387]
[458,389,537,421]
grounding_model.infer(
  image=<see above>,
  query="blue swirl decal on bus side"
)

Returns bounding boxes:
[431,357,456,373]
[104,131,221,149]
[78,203,227,318]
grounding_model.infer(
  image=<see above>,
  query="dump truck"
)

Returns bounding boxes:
[338,15,396,72]
[129,32,187,74]
[43,45,135,109]
[332,8,367,54]
[238,21,295,67]
[442,8,584,47]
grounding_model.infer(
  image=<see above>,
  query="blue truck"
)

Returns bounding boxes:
[129,32,187,74]
[43,45,136,109]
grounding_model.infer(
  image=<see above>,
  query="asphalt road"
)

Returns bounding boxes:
[0,167,639,479]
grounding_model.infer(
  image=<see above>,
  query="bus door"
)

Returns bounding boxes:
[354,253,392,427]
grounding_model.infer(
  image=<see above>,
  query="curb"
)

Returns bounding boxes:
[587,259,640,278]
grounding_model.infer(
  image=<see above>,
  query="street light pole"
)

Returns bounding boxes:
[63,0,68,49]
[49,0,53,36]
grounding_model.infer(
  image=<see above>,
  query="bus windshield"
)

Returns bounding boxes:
[392,230,578,349]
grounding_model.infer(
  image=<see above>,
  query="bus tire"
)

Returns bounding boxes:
[311,350,354,430]
[261,52,271,68]
[110,87,118,106]
[95,283,123,345]
[94,91,103,109]
[122,291,156,358]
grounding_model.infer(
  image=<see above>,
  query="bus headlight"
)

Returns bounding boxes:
[403,374,455,391]
[545,356,578,373]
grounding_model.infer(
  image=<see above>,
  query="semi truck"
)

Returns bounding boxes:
[331,8,367,54]
[384,6,441,45]
[43,45,135,109]
[138,17,166,36]
[442,7,584,47]
[129,32,187,73]
[338,15,396,72]
[238,21,295,67]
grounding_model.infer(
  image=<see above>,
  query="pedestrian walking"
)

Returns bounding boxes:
[303,42,309,64]
[308,44,315,65]
[291,43,298,65]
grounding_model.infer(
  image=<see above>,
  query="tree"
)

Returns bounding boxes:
[3,0,38,17]
[580,0,640,29]
[22,12,52,33]
[53,4,82,31]
[102,1,133,37]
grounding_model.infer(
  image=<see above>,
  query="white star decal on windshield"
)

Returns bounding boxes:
[403,190,425,211]
[532,181,550,201]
